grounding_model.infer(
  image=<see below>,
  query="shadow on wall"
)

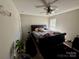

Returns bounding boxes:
[10,42,16,59]
[22,25,31,40]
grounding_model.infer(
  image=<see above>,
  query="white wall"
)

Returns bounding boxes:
[0,0,21,59]
[53,9,79,41]
[20,14,48,39]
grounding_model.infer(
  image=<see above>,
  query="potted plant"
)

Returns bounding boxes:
[15,40,31,59]
[15,39,25,59]
[15,40,24,54]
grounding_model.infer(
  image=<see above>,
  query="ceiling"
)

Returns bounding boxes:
[13,0,79,16]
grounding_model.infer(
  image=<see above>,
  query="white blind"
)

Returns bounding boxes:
[49,18,56,31]
[50,18,56,27]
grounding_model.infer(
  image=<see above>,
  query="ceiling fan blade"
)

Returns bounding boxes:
[51,5,57,8]
[35,5,45,8]
[48,0,59,5]
[52,8,56,11]
[41,0,48,7]
[44,7,47,10]
[40,12,46,14]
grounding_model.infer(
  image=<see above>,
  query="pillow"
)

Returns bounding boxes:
[35,28,39,32]
[35,28,45,32]
[38,28,45,32]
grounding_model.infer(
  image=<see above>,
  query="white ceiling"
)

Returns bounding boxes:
[13,0,79,16]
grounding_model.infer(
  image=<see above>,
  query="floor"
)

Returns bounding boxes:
[33,53,43,59]
[32,43,79,59]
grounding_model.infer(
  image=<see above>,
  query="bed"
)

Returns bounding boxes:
[30,25,67,58]
[31,25,66,45]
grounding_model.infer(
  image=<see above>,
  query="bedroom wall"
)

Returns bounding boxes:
[20,14,48,39]
[0,0,21,59]
[52,9,79,41]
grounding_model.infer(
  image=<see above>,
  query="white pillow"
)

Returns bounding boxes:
[38,28,45,32]
[35,28,39,32]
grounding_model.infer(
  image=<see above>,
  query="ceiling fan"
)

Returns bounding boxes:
[36,0,59,14]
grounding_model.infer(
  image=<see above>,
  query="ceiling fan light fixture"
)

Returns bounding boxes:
[35,0,58,15]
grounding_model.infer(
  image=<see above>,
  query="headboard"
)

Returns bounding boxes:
[31,25,47,31]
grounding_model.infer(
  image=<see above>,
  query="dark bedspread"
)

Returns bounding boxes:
[32,31,61,38]
[32,31,66,45]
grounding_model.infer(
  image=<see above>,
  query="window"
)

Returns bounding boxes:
[49,18,56,31]
[50,18,56,27]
